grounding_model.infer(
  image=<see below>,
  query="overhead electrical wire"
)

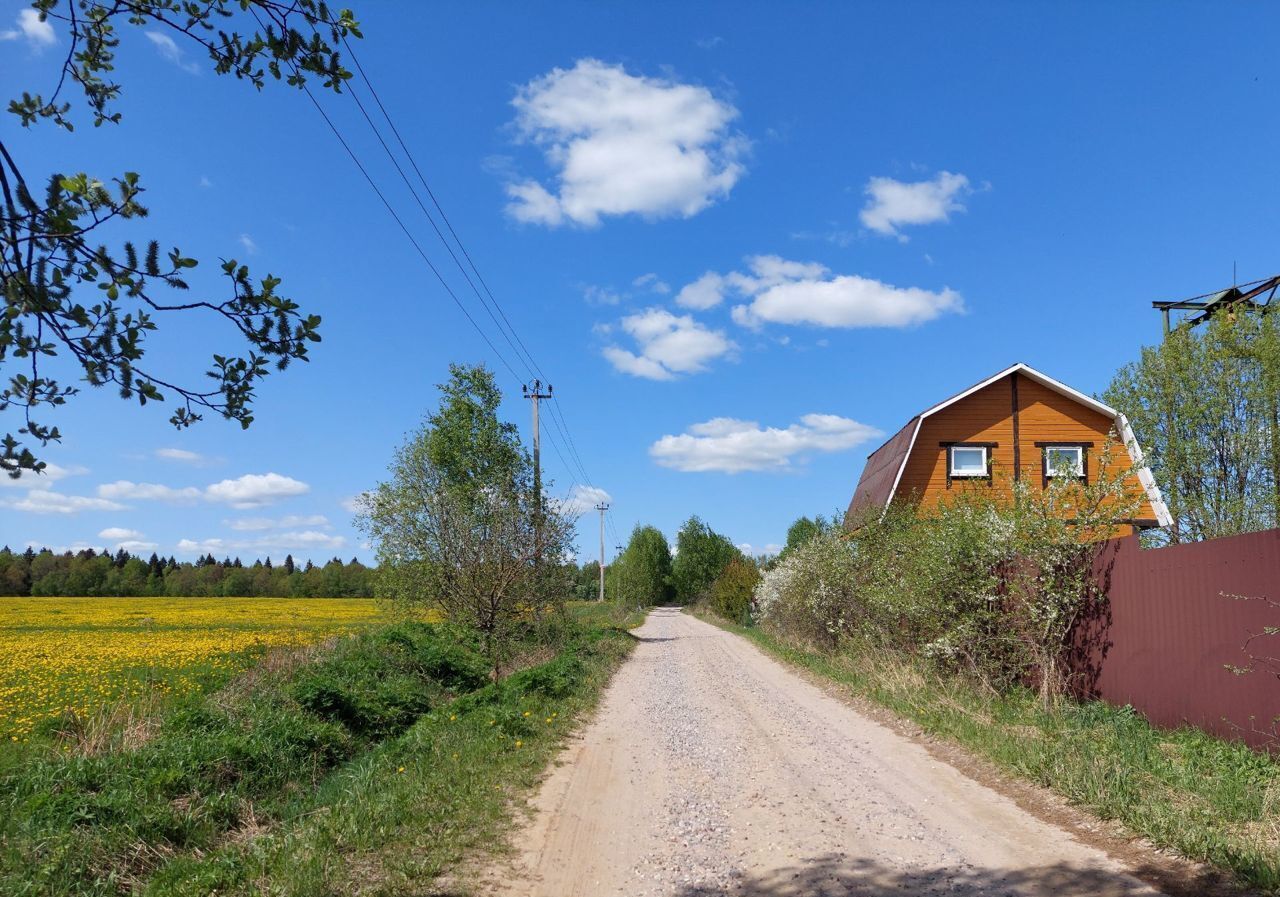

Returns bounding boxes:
[271,15,613,529]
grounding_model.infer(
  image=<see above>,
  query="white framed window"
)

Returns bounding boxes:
[1044,445,1085,478]
[948,445,989,478]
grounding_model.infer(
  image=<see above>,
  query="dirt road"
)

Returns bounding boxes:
[483,607,1167,896]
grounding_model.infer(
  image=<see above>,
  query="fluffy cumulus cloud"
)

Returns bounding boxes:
[177,530,346,556]
[1,490,124,514]
[859,171,972,240]
[98,528,157,552]
[674,255,963,330]
[227,514,330,532]
[205,473,310,508]
[0,463,88,488]
[0,9,55,48]
[95,473,309,509]
[505,58,746,227]
[650,413,883,473]
[602,307,735,380]
[99,527,143,541]
[674,272,726,310]
[98,481,202,503]
[557,484,612,517]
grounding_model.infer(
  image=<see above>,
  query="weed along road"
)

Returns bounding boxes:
[483,607,1168,897]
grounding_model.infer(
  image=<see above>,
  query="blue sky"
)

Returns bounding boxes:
[3,2,1278,563]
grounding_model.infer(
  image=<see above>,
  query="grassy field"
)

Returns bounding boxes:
[0,597,388,742]
[0,600,642,896]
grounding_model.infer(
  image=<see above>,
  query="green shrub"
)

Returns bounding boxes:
[755,460,1139,699]
[0,621,498,895]
[708,557,760,624]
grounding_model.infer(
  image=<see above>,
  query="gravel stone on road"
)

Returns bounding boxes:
[481,607,1168,897]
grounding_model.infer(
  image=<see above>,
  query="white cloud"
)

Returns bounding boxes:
[2,490,125,514]
[733,273,964,330]
[96,529,159,552]
[144,31,199,73]
[505,58,746,227]
[98,481,202,503]
[859,171,972,240]
[650,413,883,473]
[674,272,726,310]
[0,463,88,488]
[684,255,963,330]
[96,472,309,509]
[0,9,55,48]
[238,233,258,255]
[632,273,671,295]
[603,307,735,381]
[557,484,612,517]
[205,473,309,508]
[99,527,143,541]
[177,530,346,557]
[341,493,371,514]
[737,542,782,557]
[198,175,213,189]
[227,514,330,532]
[582,284,624,306]
[155,447,211,465]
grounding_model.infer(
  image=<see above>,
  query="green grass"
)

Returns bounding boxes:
[0,608,641,896]
[692,608,1280,894]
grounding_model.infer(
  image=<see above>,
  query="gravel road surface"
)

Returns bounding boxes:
[482,607,1167,897]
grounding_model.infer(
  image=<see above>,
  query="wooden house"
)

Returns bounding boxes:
[845,363,1171,534]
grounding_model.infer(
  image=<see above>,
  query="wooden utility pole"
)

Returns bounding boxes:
[523,380,552,561]
[595,502,609,601]
[522,380,553,504]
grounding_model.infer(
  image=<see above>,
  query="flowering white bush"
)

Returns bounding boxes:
[756,441,1141,704]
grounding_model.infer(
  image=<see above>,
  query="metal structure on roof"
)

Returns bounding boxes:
[1152,275,1280,334]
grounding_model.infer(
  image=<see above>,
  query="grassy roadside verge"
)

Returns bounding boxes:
[690,607,1280,894]
[1,603,644,897]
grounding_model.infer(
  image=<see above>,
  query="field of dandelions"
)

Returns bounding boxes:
[0,597,389,741]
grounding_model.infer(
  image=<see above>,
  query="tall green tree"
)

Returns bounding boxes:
[358,364,572,671]
[420,363,527,500]
[670,515,740,605]
[1104,310,1280,542]
[2,1,362,477]
[608,524,673,608]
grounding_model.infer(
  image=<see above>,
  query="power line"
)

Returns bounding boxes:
[254,16,524,384]
[333,37,608,501]
[276,18,609,525]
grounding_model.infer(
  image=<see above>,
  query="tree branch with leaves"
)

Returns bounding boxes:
[2,0,363,477]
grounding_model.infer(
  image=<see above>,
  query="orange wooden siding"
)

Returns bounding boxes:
[894,373,1157,522]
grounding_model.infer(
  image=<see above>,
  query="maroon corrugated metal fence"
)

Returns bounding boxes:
[1073,528,1280,751]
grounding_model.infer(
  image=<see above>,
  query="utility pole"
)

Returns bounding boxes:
[522,379,553,504]
[523,380,553,561]
[595,502,609,601]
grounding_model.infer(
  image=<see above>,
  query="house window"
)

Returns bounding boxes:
[1044,445,1085,479]
[948,445,989,478]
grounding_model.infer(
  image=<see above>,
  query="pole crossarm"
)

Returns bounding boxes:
[1153,275,1280,333]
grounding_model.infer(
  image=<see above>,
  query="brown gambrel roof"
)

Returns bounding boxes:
[844,363,1172,528]
[844,416,918,525]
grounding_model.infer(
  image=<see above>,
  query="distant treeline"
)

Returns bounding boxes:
[0,547,376,598]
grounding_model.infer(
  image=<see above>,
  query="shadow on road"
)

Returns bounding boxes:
[668,854,1202,897]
